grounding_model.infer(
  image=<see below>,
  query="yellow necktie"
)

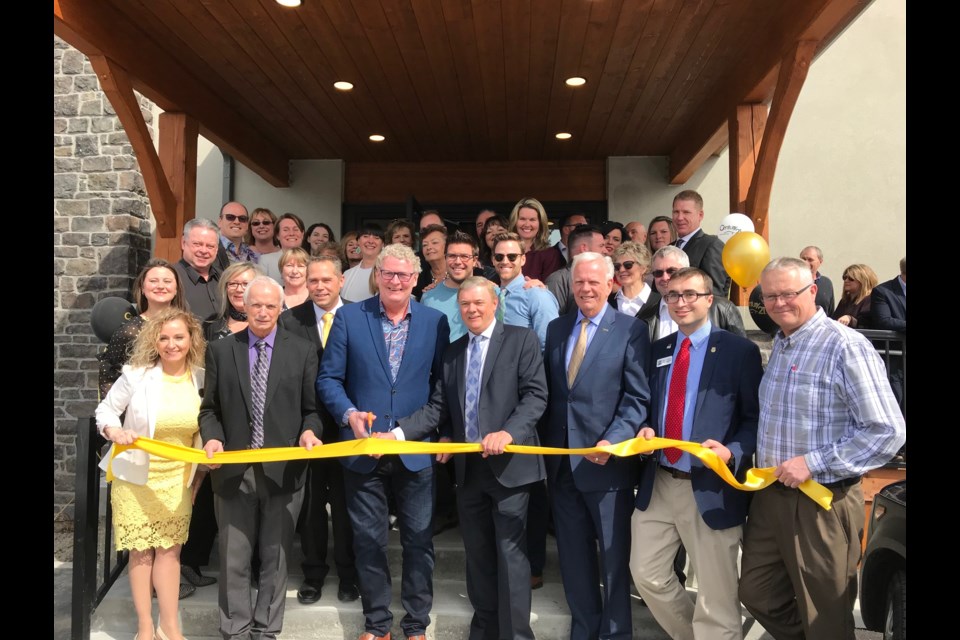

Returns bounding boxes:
[566,318,590,387]
[321,312,333,347]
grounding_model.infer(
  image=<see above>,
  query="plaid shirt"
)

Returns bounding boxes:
[757,309,905,483]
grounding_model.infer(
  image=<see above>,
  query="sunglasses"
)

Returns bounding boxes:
[223,213,249,223]
[250,220,272,227]
[494,253,521,263]
[651,267,679,278]
[613,261,636,272]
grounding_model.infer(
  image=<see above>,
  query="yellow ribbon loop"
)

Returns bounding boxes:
[112,435,832,509]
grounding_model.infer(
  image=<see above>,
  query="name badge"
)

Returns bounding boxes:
[656,356,673,368]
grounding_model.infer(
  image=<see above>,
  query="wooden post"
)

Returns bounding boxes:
[155,113,199,262]
[728,104,767,304]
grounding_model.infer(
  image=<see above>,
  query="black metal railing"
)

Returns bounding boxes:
[71,416,128,640]
[858,329,906,467]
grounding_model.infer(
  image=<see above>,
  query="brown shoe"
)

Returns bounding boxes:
[531,575,544,590]
[358,633,391,640]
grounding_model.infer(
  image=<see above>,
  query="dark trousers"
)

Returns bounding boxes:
[343,457,435,637]
[739,481,864,640]
[297,458,356,585]
[526,479,550,577]
[181,475,218,569]
[550,458,634,640]
[458,455,535,640]
[213,464,304,640]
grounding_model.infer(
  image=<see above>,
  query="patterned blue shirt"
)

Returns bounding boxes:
[757,309,906,483]
[220,236,259,264]
[379,300,411,384]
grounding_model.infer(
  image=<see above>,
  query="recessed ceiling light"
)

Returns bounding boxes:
[565,77,587,87]
[276,0,302,7]
[333,81,354,91]
[555,132,572,140]
[369,134,385,142]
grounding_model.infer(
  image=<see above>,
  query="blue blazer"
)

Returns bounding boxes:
[635,326,762,530]
[542,304,651,492]
[316,296,450,474]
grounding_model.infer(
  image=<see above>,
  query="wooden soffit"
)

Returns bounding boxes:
[54,0,875,185]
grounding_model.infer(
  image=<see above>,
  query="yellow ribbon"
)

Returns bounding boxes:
[110,436,833,509]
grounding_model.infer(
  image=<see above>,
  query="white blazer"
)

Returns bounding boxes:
[96,363,205,486]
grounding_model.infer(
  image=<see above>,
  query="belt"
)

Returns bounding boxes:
[658,464,692,480]
[823,476,861,489]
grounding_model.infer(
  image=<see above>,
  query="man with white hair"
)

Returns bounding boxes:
[625,221,647,244]
[739,257,906,639]
[542,252,651,640]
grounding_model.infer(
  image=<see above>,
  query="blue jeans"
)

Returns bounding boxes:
[343,457,435,637]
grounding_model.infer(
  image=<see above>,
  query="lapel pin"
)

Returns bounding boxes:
[711,347,717,353]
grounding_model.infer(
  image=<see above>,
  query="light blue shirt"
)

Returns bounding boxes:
[421,282,466,342]
[660,321,712,473]
[564,304,609,371]
[500,277,560,351]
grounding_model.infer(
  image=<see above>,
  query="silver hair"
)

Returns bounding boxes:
[375,243,423,274]
[183,217,220,237]
[761,257,814,285]
[800,245,824,261]
[571,251,614,280]
[242,275,284,306]
[651,245,690,267]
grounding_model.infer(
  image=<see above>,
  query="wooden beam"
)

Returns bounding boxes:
[667,0,867,183]
[728,103,767,305]
[747,41,817,239]
[54,0,289,187]
[87,55,178,239]
[154,113,199,261]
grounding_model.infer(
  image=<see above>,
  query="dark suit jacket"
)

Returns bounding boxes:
[279,299,346,443]
[399,322,548,488]
[542,304,651,492]
[870,277,906,332]
[638,296,745,340]
[199,327,322,496]
[316,296,450,474]
[676,229,730,296]
[635,327,762,529]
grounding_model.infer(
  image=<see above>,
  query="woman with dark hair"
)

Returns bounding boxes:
[96,308,207,640]
[508,196,564,281]
[831,263,879,328]
[646,215,678,254]
[304,222,336,256]
[98,258,188,399]
[412,223,448,299]
[340,230,362,270]
[261,213,306,283]
[478,215,509,279]
[386,219,417,248]
[247,207,280,261]
[601,221,626,257]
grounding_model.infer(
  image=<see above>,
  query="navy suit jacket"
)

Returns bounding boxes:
[399,322,548,488]
[316,295,450,473]
[635,326,762,529]
[676,229,730,296]
[870,277,906,332]
[542,304,651,492]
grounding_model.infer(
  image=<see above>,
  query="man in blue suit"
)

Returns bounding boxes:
[870,256,906,414]
[629,267,762,640]
[316,243,450,640]
[542,252,651,640]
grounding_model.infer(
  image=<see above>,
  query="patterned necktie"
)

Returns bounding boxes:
[675,238,685,250]
[566,318,590,388]
[250,340,268,449]
[664,337,691,464]
[321,312,333,347]
[464,336,484,442]
[496,288,507,322]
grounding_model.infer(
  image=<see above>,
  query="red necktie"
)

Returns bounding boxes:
[664,337,690,464]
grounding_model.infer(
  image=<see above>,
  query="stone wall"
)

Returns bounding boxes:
[54,36,155,521]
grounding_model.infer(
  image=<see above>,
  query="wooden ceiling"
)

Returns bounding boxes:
[55,0,872,187]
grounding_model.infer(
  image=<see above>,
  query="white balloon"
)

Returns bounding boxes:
[717,213,755,244]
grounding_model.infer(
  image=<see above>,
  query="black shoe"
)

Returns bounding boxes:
[432,512,459,536]
[178,583,196,600]
[337,582,360,602]
[297,579,323,605]
[181,565,217,587]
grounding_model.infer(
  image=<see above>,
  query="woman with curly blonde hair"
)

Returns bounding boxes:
[96,308,207,640]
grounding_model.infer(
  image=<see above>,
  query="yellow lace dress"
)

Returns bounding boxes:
[111,371,200,551]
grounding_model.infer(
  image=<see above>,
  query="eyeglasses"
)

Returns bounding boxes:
[613,261,637,272]
[651,267,679,278]
[226,281,249,290]
[222,213,249,223]
[494,253,521,263]
[379,270,415,283]
[250,220,272,227]
[445,253,475,262]
[761,283,814,304]
[664,291,712,304]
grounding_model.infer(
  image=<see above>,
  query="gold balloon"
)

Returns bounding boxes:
[722,232,770,288]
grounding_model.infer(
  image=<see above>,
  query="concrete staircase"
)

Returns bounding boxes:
[89,525,686,639]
